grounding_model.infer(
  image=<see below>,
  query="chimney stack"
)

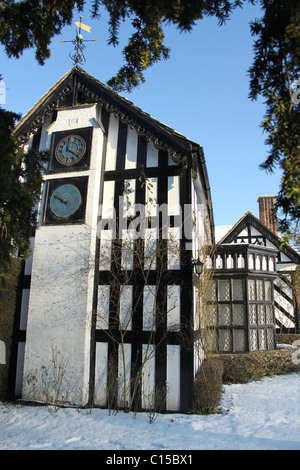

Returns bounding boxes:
[257,196,278,235]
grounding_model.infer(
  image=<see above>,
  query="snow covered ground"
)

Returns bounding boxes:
[0,373,299,451]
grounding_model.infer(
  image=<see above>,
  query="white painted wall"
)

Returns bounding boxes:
[22,104,104,405]
[166,345,180,411]
[141,344,155,410]
[94,342,108,406]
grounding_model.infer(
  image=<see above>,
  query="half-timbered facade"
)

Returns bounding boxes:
[9,67,214,411]
[215,210,300,341]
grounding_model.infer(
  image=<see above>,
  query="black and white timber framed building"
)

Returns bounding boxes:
[9,67,214,411]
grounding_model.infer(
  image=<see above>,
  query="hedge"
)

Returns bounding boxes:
[194,345,300,414]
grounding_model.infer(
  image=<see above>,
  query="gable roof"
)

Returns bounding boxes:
[218,211,300,265]
[14,67,197,162]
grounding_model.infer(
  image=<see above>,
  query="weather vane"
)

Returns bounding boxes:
[59,16,97,65]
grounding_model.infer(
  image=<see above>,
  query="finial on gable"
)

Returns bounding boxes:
[59,16,97,66]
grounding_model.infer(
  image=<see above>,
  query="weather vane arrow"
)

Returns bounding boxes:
[59,16,97,66]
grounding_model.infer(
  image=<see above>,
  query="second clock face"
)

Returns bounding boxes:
[49,183,82,218]
[55,134,86,166]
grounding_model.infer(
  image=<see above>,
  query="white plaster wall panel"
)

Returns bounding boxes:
[278,252,291,263]
[274,278,293,298]
[125,126,138,169]
[168,176,180,216]
[39,118,53,152]
[167,227,181,270]
[275,307,294,329]
[145,178,158,217]
[141,344,155,409]
[146,141,158,167]
[96,285,110,329]
[237,228,248,237]
[166,344,180,411]
[118,343,131,406]
[19,289,30,330]
[192,168,213,244]
[122,179,136,218]
[15,342,25,396]
[191,182,208,255]
[250,226,261,237]
[99,229,113,271]
[87,129,104,227]
[101,181,115,220]
[143,286,156,331]
[94,342,108,406]
[265,239,277,250]
[167,285,181,331]
[121,229,135,270]
[274,291,294,316]
[105,113,119,171]
[120,285,133,330]
[144,228,157,270]
[47,104,101,136]
[22,224,95,404]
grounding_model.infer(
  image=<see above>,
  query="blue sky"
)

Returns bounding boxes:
[0,1,281,228]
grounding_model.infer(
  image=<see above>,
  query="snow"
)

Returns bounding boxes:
[0,373,299,451]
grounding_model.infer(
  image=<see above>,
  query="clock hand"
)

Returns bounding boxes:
[54,194,69,204]
[68,136,74,150]
[67,147,80,156]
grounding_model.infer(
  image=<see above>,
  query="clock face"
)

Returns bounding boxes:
[55,134,86,166]
[49,183,82,218]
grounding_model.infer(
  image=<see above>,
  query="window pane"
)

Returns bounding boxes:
[248,280,256,300]
[257,304,265,324]
[267,329,275,349]
[218,279,230,301]
[256,280,264,300]
[232,304,245,325]
[258,329,267,350]
[233,329,246,352]
[265,281,272,301]
[249,304,257,325]
[219,330,232,352]
[250,329,258,351]
[232,279,243,301]
[219,304,231,326]
[265,305,274,324]
[205,280,217,302]
[205,304,217,327]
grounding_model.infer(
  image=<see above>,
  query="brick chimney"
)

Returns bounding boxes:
[257,196,278,235]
